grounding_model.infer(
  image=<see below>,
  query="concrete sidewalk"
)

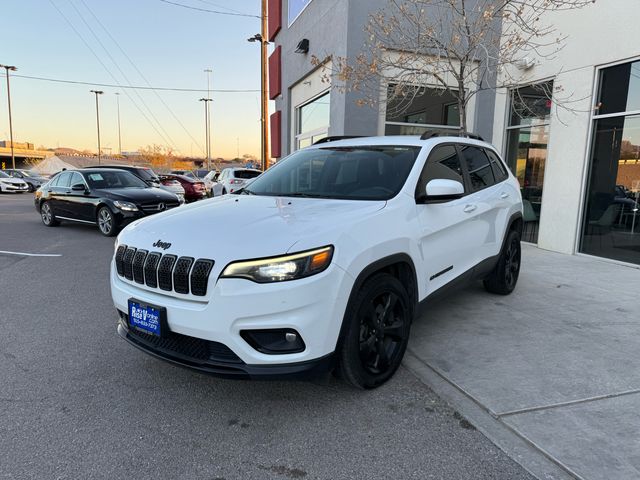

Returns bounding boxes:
[405,244,640,480]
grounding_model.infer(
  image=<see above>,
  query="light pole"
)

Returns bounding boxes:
[115,92,122,155]
[204,68,212,170]
[248,3,270,172]
[0,64,17,169]
[199,98,212,169]
[90,90,104,164]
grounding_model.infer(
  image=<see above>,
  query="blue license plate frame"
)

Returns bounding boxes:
[127,299,167,337]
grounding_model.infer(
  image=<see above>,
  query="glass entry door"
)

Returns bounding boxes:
[504,82,553,243]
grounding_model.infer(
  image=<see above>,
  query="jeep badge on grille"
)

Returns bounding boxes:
[153,240,172,250]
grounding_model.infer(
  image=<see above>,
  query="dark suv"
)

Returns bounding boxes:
[92,165,162,188]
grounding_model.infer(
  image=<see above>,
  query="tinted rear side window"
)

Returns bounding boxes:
[485,149,509,183]
[234,170,261,179]
[460,146,495,191]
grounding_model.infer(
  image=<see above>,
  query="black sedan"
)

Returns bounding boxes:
[34,168,181,236]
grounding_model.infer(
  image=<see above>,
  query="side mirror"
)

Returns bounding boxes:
[423,179,464,202]
[71,183,87,192]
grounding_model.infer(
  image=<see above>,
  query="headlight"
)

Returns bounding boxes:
[221,246,333,283]
[113,200,138,212]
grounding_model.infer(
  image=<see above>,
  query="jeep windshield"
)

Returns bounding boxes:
[243,146,421,200]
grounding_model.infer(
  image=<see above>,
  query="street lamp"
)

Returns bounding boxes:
[199,98,212,169]
[204,68,212,170]
[0,64,17,169]
[90,90,104,164]
[248,17,270,171]
[115,92,122,155]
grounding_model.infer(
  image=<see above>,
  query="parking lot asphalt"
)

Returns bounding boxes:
[0,194,535,480]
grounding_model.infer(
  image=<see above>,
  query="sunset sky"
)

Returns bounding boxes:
[1,0,265,158]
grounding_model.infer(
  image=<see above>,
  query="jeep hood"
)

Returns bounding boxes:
[118,194,386,261]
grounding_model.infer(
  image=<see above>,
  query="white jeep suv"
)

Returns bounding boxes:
[110,134,523,388]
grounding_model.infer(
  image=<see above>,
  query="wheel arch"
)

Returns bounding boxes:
[335,253,419,351]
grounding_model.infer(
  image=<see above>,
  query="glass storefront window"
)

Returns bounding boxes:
[384,85,460,135]
[289,0,313,25]
[580,114,640,264]
[505,81,553,243]
[295,92,330,151]
[596,60,640,116]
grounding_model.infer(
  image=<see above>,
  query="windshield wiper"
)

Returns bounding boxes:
[280,192,335,199]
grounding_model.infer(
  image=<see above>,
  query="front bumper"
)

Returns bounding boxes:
[117,321,334,379]
[2,183,28,192]
[111,261,354,374]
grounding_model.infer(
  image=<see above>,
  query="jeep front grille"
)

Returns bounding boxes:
[115,244,214,296]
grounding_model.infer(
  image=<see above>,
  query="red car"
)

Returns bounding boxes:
[162,174,207,203]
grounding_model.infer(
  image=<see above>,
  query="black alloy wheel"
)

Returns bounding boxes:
[97,206,117,237]
[484,229,521,295]
[338,272,412,389]
[40,201,59,227]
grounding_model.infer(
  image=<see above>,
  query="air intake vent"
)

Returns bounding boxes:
[191,259,214,296]
[157,255,177,291]
[122,247,137,280]
[132,249,148,284]
[173,257,194,294]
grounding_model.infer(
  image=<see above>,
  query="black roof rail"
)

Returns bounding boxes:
[312,135,364,145]
[419,130,484,142]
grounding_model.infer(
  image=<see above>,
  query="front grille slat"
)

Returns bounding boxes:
[132,250,148,284]
[115,247,214,297]
[115,244,127,275]
[122,247,137,280]
[157,255,177,291]
[173,257,194,294]
[191,259,215,296]
[144,252,161,288]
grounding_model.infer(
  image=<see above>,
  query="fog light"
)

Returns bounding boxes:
[285,332,297,343]
[240,329,305,354]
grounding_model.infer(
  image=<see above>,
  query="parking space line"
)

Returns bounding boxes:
[0,250,62,257]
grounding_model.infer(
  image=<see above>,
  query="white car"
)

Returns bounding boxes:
[203,170,219,196]
[211,168,262,196]
[0,171,29,193]
[158,177,186,204]
[110,134,523,388]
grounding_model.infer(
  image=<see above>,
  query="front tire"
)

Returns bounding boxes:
[483,229,521,295]
[40,201,59,227]
[337,273,412,389]
[97,206,117,237]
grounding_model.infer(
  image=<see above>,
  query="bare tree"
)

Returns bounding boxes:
[314,0,595,133]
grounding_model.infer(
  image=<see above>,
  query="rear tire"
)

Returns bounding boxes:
[40,201,59,227]
[337,273,412,389]
[97,206,117,237]
[483,229,521,295]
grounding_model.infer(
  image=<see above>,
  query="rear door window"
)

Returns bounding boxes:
[234,170,261,180]
[485,149,509,183]
[459,145,495,191]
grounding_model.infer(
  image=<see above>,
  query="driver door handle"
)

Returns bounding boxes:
[464,204,477,213]
[500,192,509,199]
